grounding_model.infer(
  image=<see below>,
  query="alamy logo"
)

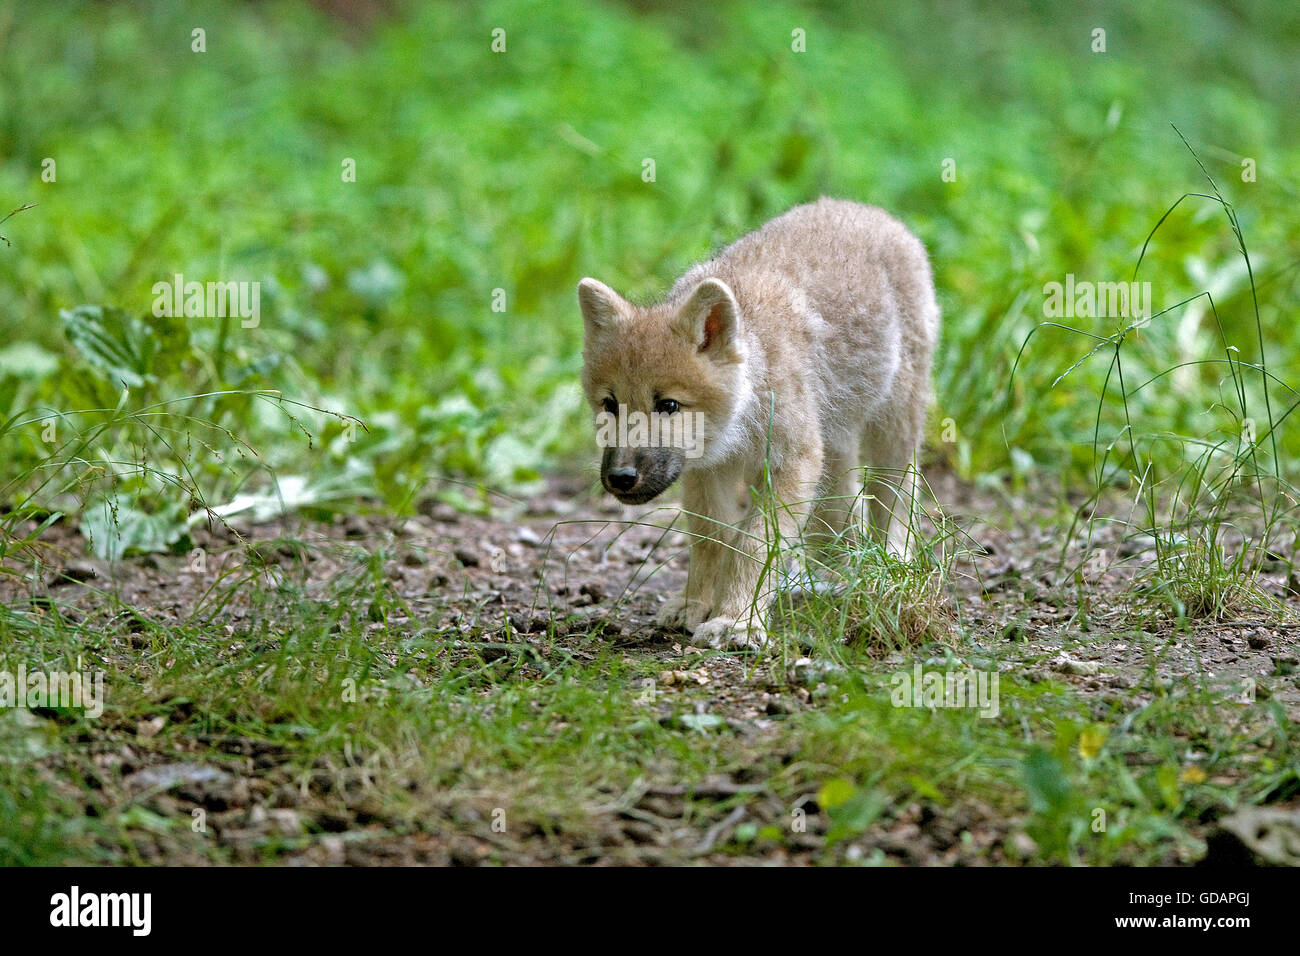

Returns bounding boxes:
[152,273,260,328]
[50,886,151,936]
[0,664,104,718]
[1043,274,1151,320]
[889,662,999,717]
[595,406,704,459]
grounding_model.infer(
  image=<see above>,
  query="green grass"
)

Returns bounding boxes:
[1,0,1298,865]
[3,550,1293,864]
[3,0,1299,512]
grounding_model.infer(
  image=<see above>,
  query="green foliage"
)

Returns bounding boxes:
[61,305,175,389]
[0,0,1296,534]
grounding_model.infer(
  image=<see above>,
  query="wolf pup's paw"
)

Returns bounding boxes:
[657,595,709,630]
[690,616,768,651]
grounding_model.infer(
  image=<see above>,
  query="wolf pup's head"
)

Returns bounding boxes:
[578,275,748,505]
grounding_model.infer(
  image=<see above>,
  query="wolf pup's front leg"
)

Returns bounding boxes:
[689,442,823,650]
[655,470,727,631]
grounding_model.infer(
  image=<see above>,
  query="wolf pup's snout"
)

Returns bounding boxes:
[605,465,637,492]
[599,443,684,504]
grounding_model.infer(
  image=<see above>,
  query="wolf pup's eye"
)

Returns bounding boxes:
[655,398,680,415]
[601,396,618,415]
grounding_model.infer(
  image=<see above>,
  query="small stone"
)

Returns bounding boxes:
[1010,831,1039,857]
[136,716,166,739]
[1051,654,1101,676]
[266,808,304,836]
[126,762,231,792]
[320,835,346,865]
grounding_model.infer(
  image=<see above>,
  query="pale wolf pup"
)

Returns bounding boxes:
[578,198,939,649]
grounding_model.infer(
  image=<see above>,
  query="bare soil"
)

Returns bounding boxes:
[9,471,1300,865]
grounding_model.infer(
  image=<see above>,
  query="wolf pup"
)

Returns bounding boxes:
[578,198,939,649]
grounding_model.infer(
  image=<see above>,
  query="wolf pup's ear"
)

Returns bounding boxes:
[678,278,741,362]
[577,278,626,335]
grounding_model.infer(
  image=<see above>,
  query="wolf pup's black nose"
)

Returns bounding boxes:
[607,466,638,492]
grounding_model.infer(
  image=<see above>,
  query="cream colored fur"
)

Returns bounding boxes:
[579,198,940,649]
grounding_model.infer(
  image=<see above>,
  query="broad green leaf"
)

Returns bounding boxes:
[60,305,159,388]
[1023,747,1073,815]
[826,788,886,845]
[818,777,857,811]
[80,498,188,561]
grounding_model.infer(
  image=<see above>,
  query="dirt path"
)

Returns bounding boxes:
[9,472,1300,865]
[35,474,1292,715]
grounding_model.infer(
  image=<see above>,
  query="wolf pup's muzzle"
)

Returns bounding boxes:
[600,445,685,504]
